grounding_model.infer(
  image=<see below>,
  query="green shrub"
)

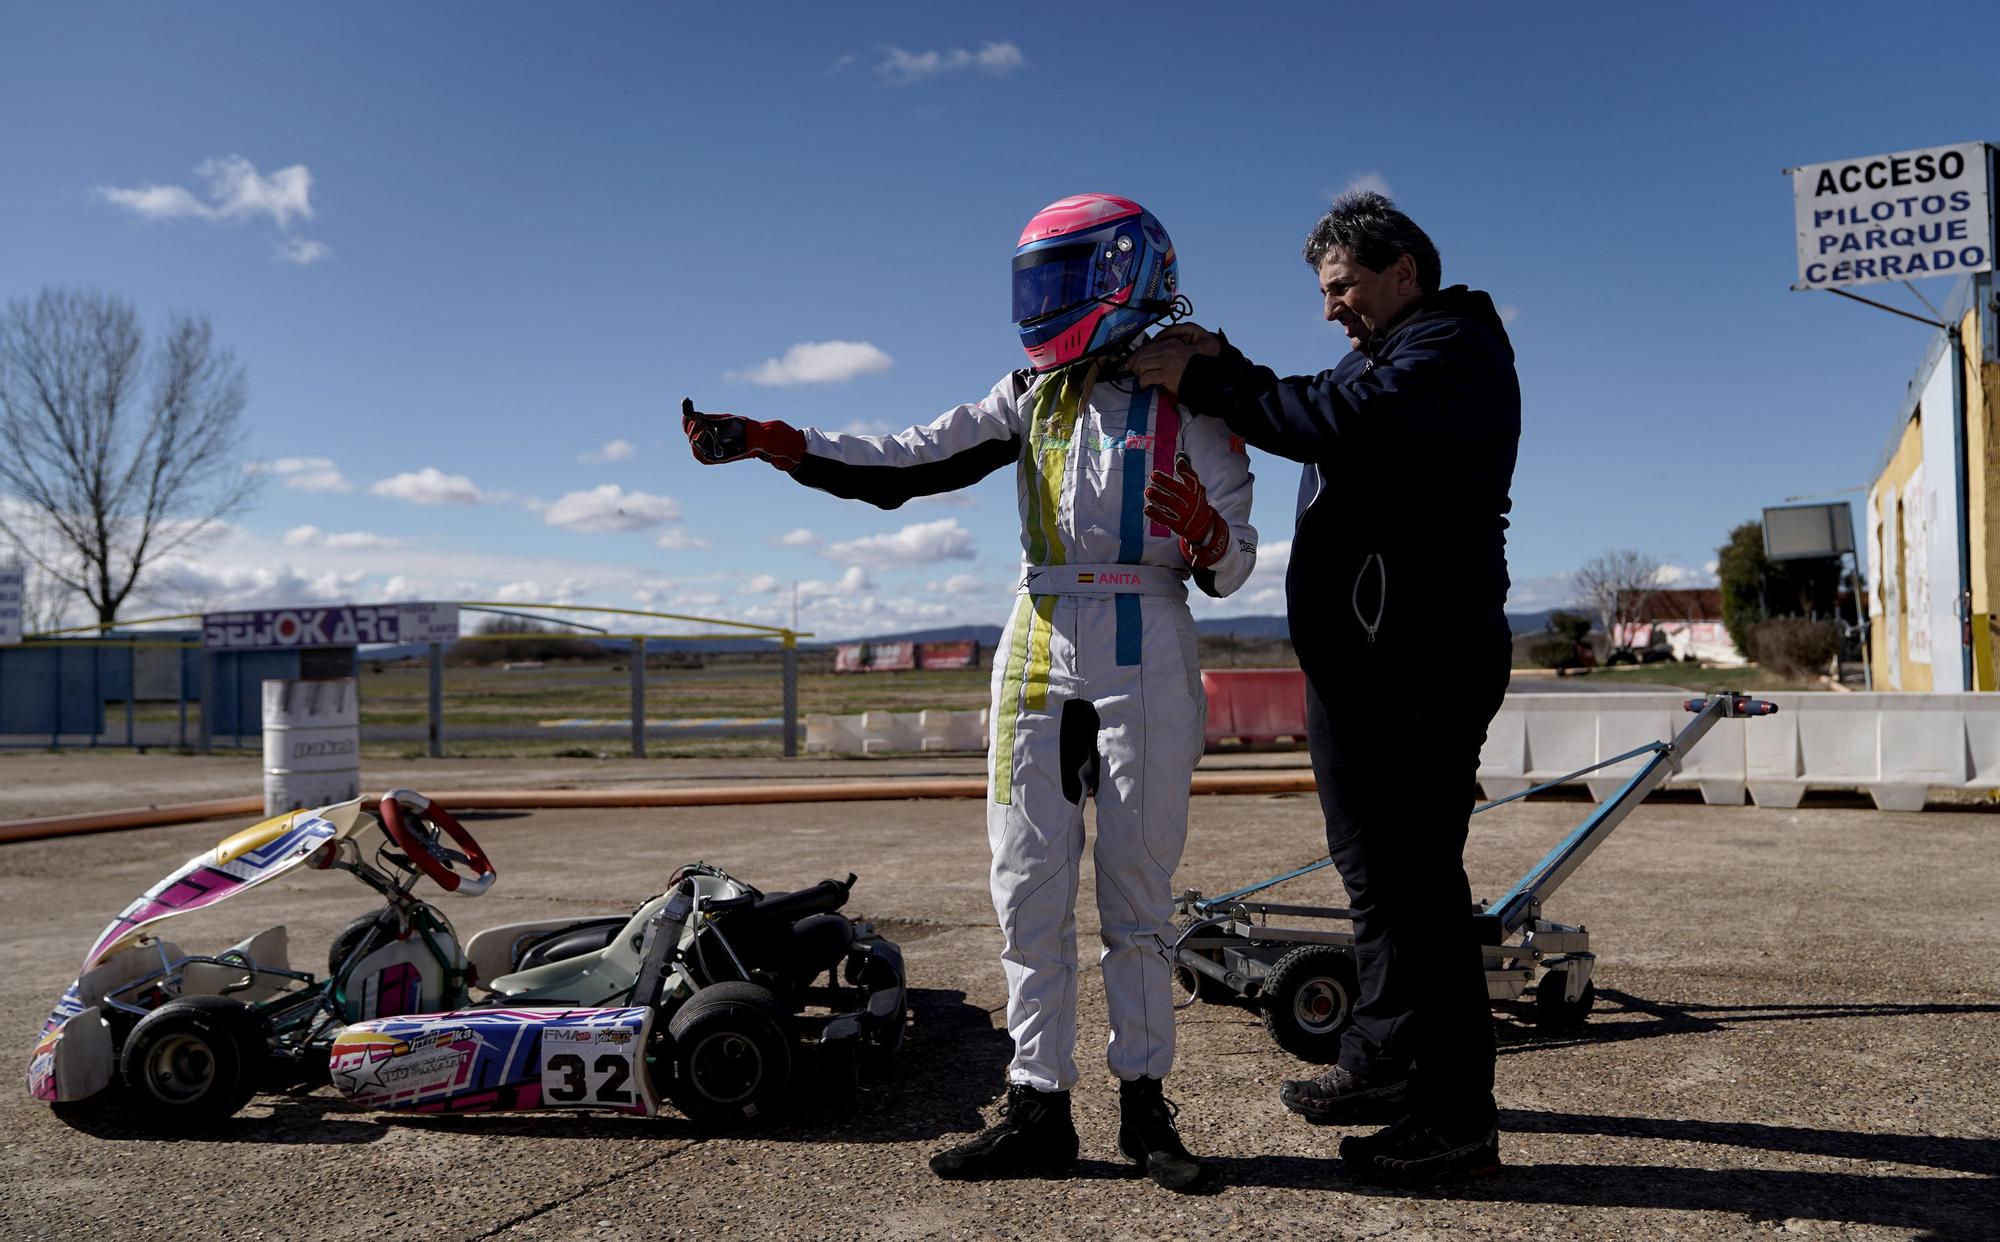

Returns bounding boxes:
[1746,617,1839,679]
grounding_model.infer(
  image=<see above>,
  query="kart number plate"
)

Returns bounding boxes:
[539,1027,638,1108]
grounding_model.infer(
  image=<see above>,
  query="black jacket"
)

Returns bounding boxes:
[1176,286,1519,681]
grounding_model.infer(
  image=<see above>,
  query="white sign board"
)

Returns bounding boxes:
[1791,142,1993,290]
[0,563,23,645]
[202,602,461,649]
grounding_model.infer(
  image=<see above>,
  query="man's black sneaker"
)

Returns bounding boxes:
[1117,1076,1204,1192]
[928,1084,1080,1180]
[1277,1064,1409,1124]
[1339,1115,1502,1186]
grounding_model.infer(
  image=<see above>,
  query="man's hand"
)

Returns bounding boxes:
[681,397,806,470]
[1143,452,1230,568]
[1126,324,1222,395]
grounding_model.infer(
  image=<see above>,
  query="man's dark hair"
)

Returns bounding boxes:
[1302,191,1442,294]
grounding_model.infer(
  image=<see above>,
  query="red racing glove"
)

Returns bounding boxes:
[1143,452,1230,568]
[681,397,807,470]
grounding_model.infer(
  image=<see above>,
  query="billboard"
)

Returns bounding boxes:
[0,563,22,646]
[203,602,460,650]
[1763,502,1856,561]
[1790,142,1993,290]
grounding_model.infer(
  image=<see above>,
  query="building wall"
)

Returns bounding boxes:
[1867,275,2000,690]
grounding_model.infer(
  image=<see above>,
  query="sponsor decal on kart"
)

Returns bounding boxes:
[81,815,339,970]
[331,1006,654,1116]
[26,1033,59,1103]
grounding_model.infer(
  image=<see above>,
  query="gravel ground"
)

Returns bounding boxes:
[0,767,1994,1240]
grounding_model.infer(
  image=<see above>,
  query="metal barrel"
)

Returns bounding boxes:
[261,677,361,815]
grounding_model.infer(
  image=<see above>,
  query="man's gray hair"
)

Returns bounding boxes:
[1302,191,1442,295]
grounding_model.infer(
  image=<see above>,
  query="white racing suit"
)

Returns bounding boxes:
[790,361,1257,1091]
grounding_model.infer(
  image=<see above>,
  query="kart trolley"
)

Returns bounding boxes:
[1169,692,1779,1061]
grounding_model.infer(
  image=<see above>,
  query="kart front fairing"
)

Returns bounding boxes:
[330,1007,657,1115]
[29,798,381,1104]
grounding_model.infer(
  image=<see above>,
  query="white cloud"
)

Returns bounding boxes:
[283,524,398,550]
[1338,170,1394,200]
[580,438,636,463]
[275,237,332,265]
[799,566,875,598]
[741,574,782,595]
[246,456,353,493]
[1498,304,1521,326]
[835,418,895,437]
[380,575,421,601]
[143,558,363,613]
[877,42,1025,84]
[773,528,822,547]
[1504,571,1581,613]
[943,574,989,596]
[654,528,709,551]
[372,467,486,506]
[97,154,316,228]
[726,340,892,387]
[1652,562,1717,588]
[824,517,977,567]
[541,484,682,533]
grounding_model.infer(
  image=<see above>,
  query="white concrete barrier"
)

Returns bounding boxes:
[810,692,2000,810]
[806,708,988,755]
[1485,691,2000,811]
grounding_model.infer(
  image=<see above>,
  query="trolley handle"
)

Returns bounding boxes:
[1684,693,1780,718]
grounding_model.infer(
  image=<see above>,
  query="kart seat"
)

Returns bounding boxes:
[514,917,628,972]
[746,876,853,924]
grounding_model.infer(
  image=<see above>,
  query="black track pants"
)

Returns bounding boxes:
[1302,646,1508,1133]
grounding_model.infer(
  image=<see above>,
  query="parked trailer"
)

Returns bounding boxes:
[1169,692,1780,1060]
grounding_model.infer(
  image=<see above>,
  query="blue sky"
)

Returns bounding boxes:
[2,3,1994,638]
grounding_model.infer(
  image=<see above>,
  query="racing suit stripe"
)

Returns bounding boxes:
[1114,388,1151,666]
[1024,593,1058,711]
[1026,368,1081,566]
[1147,396,1182,537]
[990,594,1036,806]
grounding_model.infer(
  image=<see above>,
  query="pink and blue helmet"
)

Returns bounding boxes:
[1012,193,1179,372]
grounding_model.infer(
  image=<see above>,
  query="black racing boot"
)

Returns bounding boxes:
[928,1084,1079,1180]
[1278,1063,1409,1125]
[1117,1076,1204,1192]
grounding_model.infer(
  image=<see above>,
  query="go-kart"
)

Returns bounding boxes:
[28,788,495,1128]
[27,788,907,1132]
[329,861,907,1125]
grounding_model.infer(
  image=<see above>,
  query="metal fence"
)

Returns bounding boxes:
[0,603,812,757]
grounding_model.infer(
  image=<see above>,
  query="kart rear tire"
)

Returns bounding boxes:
[664,982,794,1126]
[1259,945,1358,1064]
[120,996,266,1128]
[328,908,398,977]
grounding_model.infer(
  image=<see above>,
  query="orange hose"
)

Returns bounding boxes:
[0,770,1318,846]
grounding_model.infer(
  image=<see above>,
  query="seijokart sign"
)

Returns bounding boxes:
[0,563,23,645]
[203,602,460,649]
[1791,142,1994,290]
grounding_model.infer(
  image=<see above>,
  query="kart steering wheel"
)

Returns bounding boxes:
[376,788,496,896]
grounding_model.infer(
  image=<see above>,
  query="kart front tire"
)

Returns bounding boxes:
[663,982,794,1126]
[120,996,266,1128]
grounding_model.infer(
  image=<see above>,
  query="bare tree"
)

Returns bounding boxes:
[0,289,255,626]
[1572,549,1662,646]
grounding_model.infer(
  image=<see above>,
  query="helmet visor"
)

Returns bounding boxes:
[1011,244,1098,324]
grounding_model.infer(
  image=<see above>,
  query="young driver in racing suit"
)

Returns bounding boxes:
[681,195,1256,1191]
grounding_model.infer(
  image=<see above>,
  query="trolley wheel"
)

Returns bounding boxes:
[1259,945,1358,1063]
[1534,969,1596,1030]
[1172,917,1239,1005]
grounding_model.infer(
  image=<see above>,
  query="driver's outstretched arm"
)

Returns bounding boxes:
[791,372,1027,510]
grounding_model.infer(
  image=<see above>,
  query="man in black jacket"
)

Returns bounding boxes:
[1128,191,1519,1185]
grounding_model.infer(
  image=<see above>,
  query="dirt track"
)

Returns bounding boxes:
[0,757,1995,1240]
